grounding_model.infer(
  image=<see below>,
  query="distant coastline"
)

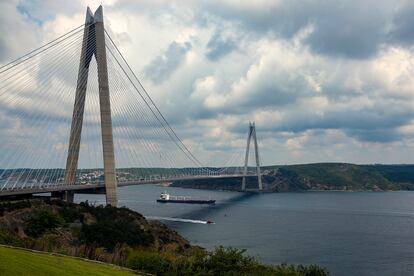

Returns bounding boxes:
[172,163,414,192]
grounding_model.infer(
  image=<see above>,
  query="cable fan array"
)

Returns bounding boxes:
[0,24,249,191]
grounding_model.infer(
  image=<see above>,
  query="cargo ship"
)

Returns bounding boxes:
[156,192,215,204]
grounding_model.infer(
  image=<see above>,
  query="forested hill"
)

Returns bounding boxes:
[172,163,414,192]
[362,164,414,188]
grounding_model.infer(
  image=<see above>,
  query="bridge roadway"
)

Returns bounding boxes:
[0,174,251,198]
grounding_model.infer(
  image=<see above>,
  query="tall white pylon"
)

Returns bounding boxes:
[241,122,263,191]
[64,6,117,206]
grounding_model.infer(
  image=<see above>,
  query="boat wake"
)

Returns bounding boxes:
[145,216,210,224]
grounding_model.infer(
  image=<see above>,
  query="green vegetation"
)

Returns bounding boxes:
[277,163,396,191]
[0,199,329,275]
[174,163,414,192]
[25,210,64,238]
[79,204,153,251]
[0,200,31,216]
[127,246,328,275]
[362,164,414,189]
[0,245,327,276]
[0,199,179,266]
[0,246,135,276]
[0,229,24,247]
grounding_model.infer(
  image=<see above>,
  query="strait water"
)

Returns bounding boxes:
[76,186,414,276]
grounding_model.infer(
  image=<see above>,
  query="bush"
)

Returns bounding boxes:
[0,229,24,247]
[60,206,84,223]
[205,246,253,274]
[295,264,329,276]
[24,210,63,238]
[80,208,153,251]
[125,246,329,276]
[0,200,31,215]
[127,250,172,275]
[37,233,60,251]
[273,263,329,276]
[81,220,151,251]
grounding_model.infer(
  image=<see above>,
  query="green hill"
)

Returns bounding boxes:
[273,163,397,191]
[362,164,414,187]
[0,246,136,276]
[173,163,414,191]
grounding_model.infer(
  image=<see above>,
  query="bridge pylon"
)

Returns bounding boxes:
[64,6,117,206]
[241,122,263,191]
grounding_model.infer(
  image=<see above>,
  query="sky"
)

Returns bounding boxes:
[1,0,414,166]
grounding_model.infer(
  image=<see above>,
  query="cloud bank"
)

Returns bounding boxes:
[1,0,414,166]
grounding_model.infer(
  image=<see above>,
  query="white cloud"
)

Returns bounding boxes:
[1,0,414,168]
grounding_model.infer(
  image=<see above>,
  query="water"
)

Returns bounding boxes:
[76,186,414,275]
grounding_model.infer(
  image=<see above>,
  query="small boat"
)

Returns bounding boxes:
[206,220,214,224]
[156,192,216,204]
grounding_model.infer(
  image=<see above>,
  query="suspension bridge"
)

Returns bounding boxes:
[0,6,263,206]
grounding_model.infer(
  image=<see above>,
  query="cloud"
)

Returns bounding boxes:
[143,41,192,83]
[16,0,81,25]
[200,0,410,59]
[0,1,40,62]
[302,1,390,59]
[389,1,414,45]
[2,0,414,167]
[206,30,238,61]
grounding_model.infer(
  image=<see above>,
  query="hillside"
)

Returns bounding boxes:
[0,199,190,259]
[362,164,414,189]
[0,246,135,276]
[273,163,397,191]
[173,163,414,192]
[0,199,328,275]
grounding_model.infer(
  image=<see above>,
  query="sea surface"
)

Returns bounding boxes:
[76,186,414,276]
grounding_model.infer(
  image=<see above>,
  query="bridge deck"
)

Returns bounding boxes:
[0,174,251,197]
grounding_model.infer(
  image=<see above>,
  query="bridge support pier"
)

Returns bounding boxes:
[242,122,262,191]
[51,191,74,203]
[64,6,117,206]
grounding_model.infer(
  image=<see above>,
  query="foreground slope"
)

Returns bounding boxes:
[0,199,328,275]
[0,246,135,276]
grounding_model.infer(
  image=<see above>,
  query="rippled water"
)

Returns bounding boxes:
[76,186,414,275]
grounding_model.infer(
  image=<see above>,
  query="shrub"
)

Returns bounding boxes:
[0,200,31,215]
[80,218,152,251]
[295,264,329,276]
[24,210,63,238]
[205,246,272,275]
[0,229,24,247]
[125,246,329,276]
[273,263,329,276]
[37,233,60,251]
[127,250,172,275]
[60,206,84,223]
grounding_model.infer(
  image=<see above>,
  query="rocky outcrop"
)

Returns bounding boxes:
[148,220,190,251]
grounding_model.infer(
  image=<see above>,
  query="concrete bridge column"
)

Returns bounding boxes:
[242,122,263,191]
[51,191,74,203]
[94,6,117,207]
[64,6,117,207]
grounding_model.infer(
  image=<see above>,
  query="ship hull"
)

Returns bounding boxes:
[157,199,215,204]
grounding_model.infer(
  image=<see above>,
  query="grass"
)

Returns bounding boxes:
[0,246,137,276]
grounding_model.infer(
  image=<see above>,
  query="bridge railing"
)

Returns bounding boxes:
[0,169,257,194]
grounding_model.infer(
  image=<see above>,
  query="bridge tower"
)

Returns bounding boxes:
[64,6,117,206]
[241,122,263,191]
